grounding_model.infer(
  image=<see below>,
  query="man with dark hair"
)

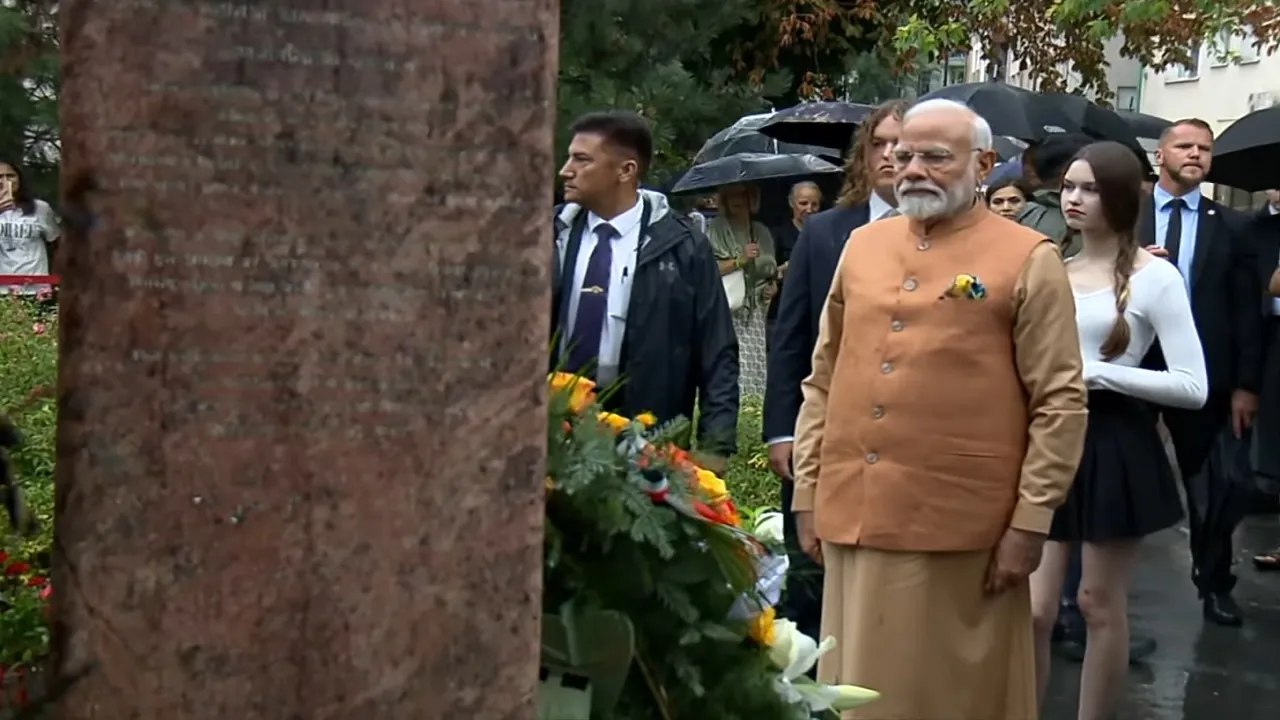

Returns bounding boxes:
[1139,117,1263,626]
[1016,133,1094,258]
[551,111,739,469]
[762,98,905,643]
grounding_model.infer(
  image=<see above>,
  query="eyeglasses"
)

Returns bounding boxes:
[891,148,983,168]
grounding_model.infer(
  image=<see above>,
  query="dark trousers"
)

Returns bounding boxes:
[1162,395,1236,594]
[779,479,823,645]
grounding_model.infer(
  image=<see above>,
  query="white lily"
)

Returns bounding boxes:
[768,618,880,713]
[754,511,785,545]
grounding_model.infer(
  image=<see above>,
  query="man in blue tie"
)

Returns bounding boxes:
[551,111,740,470]
[1138,118,1264,626]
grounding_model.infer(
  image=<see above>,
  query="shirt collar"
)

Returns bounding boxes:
[1153,183,1201,212]
[869,191,895,220]
[588,198,644,238]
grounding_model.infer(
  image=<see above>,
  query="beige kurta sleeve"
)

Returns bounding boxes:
[1008,241,1089,533]
[790,239,850,512]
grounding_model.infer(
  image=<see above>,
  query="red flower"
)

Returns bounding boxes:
[0,551,9,565]
[39,585,52,601]
[26,576,47,588]
[4,562,31,576]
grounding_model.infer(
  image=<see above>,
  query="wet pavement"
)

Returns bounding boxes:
[1044,513,1280,719]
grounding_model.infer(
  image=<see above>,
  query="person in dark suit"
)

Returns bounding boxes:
[761,99,906,642]
[1249,190,1280,571]
[551,111,740,471]
[1138,118,1264,626]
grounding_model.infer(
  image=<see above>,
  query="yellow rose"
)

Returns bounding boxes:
[548,372,596,413]
[695,468,728,502]
[597,412,631,433]
[748,606,777,646]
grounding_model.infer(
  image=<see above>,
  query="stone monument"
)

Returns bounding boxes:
[52,1,557,717]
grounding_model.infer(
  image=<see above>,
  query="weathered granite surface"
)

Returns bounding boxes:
[53,1,557,717]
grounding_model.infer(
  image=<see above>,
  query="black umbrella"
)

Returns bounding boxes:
[993,136,1029,162]
[757,101,875,151]
[670,153,841,196]
[694,113,839,164]
[1187,430,1258,594]
[1207,106,1280,192]
[919,82,1079,142]
[1116,110,1172,140]
[1038,93,1153,174]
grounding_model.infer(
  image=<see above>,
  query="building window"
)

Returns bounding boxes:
[1167,44,1201,80]
[1239,30,1261,63]
[1210,31,1231,67]
[1115,86,1138,111]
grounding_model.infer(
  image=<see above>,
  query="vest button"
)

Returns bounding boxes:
[880,361,893,374]
[902,277,918,291]
[871,406,885,419]
[866,452,879,464]
[890,319,905,332]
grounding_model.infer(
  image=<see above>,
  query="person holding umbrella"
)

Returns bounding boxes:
[707,183,777,397]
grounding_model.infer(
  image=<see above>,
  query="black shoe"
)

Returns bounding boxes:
[1203,592,1244,627]
[1058,634,1157,664]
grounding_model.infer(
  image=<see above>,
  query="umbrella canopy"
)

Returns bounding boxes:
[918,82,1078,142]
[1207,106,1280,191]
[1116,110,1172,140]
[757,101,875,150]
[1038,93,1152,174]
[670,152,841,196]
[993,136,1029,162]
[693,113,839,164]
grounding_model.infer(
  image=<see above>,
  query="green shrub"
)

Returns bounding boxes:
[0,296,57,669]
[725,394,780,515]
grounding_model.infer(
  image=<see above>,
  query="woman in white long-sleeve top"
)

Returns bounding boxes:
[1028,141,1208,720]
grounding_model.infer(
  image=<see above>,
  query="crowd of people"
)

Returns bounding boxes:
[550,99,1278,719]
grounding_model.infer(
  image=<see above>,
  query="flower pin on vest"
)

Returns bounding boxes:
[940,274,987,300]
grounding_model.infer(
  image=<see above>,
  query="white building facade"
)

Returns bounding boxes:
[1138,30,1279,207]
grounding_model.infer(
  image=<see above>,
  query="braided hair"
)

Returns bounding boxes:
[1065,142,1146,360]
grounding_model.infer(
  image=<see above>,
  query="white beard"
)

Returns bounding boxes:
[896,165,977,220]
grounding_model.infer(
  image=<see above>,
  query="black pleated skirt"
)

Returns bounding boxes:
[1049,390,1184,543]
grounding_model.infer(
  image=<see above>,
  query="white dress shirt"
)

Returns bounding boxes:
[565,198,645,384]
[868,191,895,221]
[1152,184,1201,296]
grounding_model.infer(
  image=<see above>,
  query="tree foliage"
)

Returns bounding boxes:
[889,0,1280,97]
[557,0,787,186]
[0,0,58,204]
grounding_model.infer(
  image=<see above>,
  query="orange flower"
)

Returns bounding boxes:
[635,412,658,428]
[748,606,777,646]
[548,372,596,413]
[597,412,631,433]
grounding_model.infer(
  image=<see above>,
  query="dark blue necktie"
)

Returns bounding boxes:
[566,223,617,374]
